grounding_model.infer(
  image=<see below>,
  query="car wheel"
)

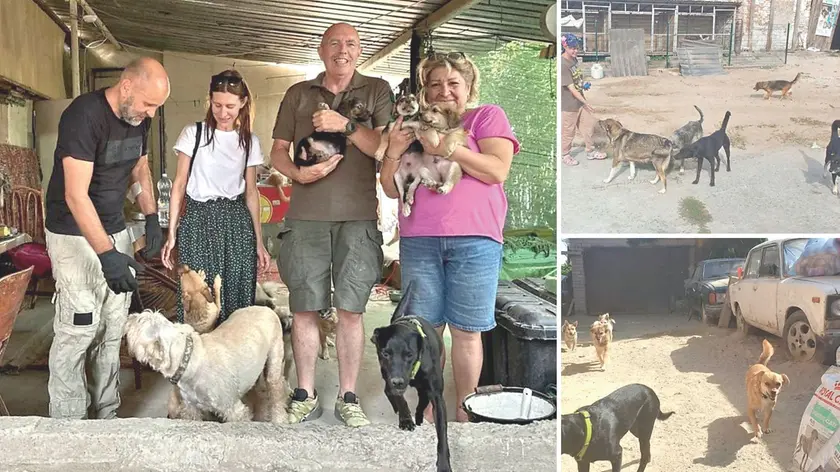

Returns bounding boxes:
[701,303,712,325]
[784,311,818,362]
[735,305,754,335]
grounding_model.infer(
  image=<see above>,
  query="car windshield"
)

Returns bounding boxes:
[702,260,742,279]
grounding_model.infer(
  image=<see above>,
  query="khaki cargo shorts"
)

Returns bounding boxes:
[276,219,383,314]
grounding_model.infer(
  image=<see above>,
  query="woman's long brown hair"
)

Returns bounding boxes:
[205,69,254,159]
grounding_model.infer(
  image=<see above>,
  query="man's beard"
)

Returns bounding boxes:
[118,96,144,126]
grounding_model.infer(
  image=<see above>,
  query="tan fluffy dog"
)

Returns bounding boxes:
[590,320,611,371]
[562,320,578,351]
[125,307,288,423]
[745,339,790,440]
[178,264,221,334]
[598,313,616,341]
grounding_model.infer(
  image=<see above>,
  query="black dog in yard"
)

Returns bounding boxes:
[371,281,450,472]
[561,383,674,472]
[675,111,732,187]
[823,120,840,195]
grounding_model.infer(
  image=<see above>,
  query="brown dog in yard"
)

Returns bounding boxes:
[598,313,615,341]
[599,118,674,194]
[745,339,790,440]
[178,264,221,334]
[317,308,338,360]
[562,320,578,351]
[753,72,801,100]
[590,320,611,371]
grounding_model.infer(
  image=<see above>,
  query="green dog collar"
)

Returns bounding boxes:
[575,410,592,461]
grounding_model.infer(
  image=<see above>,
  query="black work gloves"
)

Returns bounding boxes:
[142,213,163,259]
[98,248,145,294]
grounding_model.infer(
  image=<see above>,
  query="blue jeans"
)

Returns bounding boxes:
[399,236,503,332]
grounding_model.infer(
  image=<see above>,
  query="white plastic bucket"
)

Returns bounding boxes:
[590,63,605,80]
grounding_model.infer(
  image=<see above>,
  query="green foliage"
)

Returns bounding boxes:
[561,261,572,275]
[472,42,557,231]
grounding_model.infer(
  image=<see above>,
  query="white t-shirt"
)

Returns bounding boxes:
[173,122,263,202]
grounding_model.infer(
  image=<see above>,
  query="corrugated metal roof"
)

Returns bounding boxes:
[41,0,555,76]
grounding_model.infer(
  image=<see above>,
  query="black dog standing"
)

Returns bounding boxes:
[824,120,840,194]
[371,281,451,472]
[561,383,674,472]
[675,110,732,187]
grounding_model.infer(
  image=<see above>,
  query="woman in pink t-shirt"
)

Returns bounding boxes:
[379,52,520,422]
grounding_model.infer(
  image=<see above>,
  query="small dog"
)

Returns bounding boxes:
[674,111,732,187]
[598,313,616,342]
[561,383,674,472]
[753,72,801,100]
[745,339,790,440]
[599,118,673,194]
[794,428,820,471]
[254,281,295,380]
[374,93,421,161]
[414,104,469,159]
[590,320,611,371]
[562,320,578,351]
[125,307,288,423]
[178,265,221,334]
[294,97,371,167]
[317,307,338,360]
[823,120,840,194]
[371,280,451,472]
[671,105,704,172]
[394,140,464,217]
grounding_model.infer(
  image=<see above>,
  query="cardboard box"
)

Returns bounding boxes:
[257,184,292,224]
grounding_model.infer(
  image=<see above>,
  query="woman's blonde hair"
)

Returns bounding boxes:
[417,52,481,108]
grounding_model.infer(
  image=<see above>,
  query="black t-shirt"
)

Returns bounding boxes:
[45,89,150,236]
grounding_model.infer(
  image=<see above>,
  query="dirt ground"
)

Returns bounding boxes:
[561,52,840,233]
[559,313,830,472]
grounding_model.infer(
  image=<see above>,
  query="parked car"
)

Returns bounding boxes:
[728,238,840,363]
[684,257,745,324]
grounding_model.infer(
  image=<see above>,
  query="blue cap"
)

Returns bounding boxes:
[562,33,581,49]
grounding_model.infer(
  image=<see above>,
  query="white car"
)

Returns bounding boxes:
[728,238,840,362]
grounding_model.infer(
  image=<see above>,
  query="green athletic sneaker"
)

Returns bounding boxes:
[334,391,371,427]
[287,388,322,423]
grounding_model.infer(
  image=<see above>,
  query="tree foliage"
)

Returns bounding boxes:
[472,42,557,231]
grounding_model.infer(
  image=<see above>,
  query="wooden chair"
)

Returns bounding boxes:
[0,266,34,415]
[2,186,53,309]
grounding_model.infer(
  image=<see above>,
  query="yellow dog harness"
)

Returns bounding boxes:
[575,410,593,461]
[405,318,426,380]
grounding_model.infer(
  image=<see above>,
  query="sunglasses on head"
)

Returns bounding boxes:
[427,51,466,61]
[210,74,243,89]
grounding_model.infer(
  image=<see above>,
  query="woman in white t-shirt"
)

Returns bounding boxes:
[161,69,270,325]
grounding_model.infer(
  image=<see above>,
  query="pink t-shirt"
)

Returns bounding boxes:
[398,104,521,244]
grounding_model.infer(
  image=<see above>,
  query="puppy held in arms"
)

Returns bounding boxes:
[374,93,422,161]
[371,280,451,472]
[178,264,221,334]
[294,96,371,167]
[124,307,289,423]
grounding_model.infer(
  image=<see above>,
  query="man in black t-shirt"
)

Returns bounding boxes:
[43,57,169,420]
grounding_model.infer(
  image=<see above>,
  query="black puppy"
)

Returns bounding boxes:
[561,383,674,472]
[293,96,372,167]
[371,281,451,472]
[675,111,732,187]
[823,120,840,195]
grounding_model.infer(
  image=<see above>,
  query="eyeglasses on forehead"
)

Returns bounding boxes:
[428,51,466,61]
[211,74,243,88]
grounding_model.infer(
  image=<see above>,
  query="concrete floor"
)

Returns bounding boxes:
[0,297,459,423]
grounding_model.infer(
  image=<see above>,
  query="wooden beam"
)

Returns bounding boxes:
[30,0,71,37]
[77,0,123,50]
[358,0,482,72]
[70,0,80,98]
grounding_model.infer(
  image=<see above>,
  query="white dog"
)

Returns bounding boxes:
[124,307,288,423]
[255,281,295,379]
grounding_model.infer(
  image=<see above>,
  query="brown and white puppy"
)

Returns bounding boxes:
[374,93,422,161]
[745,339,790,440]
[178,264,221,334]
[317,307,338,360]
[598,313,616,342]
[562,320,578,351]
[590,320,611,371]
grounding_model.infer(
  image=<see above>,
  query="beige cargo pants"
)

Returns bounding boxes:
[45,228,134,419]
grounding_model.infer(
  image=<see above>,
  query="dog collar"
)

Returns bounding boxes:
[168,335,195,385]
[576,410,593,461]
[406,318,426,380]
